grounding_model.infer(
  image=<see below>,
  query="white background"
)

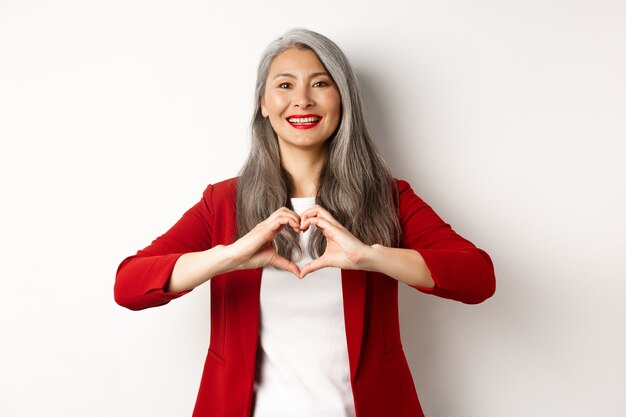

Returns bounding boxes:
[1,1,625,416]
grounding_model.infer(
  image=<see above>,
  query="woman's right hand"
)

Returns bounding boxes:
[166,207,302,293]
[224,207,302,277]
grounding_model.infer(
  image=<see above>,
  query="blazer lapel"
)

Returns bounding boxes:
[341,269,367,382]
[232,268,262,380]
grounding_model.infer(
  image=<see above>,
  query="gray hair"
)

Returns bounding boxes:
[236,28,400,260]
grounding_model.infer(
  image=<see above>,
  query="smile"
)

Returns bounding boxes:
[286,114,322,129]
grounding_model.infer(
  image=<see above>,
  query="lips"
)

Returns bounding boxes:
[286,114,322,129]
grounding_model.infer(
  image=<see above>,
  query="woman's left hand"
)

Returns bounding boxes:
[299,205,372,278]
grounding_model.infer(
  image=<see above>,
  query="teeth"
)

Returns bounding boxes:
[288,117,320,123]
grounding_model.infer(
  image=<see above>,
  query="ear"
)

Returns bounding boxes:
[260,96,268,118]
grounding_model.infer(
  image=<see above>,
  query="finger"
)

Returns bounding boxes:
[267,214,302,234]
[299,256,330,279]
[300,205,331,222]
[270,213,299,227]
[274,206,300,216]
[270,207,301,225]
[269,253,301,278]
[242,217,297,254]
[300,205,340,228]
[301,216,338,240]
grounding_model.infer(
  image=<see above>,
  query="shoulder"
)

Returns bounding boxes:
[199,177,239,210]
[392,177,435,223]
[203,177,239,200]
[393,177,410,192]
[392,177,422,203]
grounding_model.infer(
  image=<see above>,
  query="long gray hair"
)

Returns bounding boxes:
[236,28,400,260]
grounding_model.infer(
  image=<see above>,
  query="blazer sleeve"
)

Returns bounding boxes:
[114,184,216,311]
[397,179,496,304]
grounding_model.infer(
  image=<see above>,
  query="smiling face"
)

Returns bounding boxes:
[261,47,342,154]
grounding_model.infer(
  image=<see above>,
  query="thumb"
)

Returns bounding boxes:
[269,253,301,278]
[299,256,329,279]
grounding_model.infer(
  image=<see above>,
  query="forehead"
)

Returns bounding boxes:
[267,47,327,76]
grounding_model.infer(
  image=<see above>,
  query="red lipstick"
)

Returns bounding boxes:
[286,114,322,130]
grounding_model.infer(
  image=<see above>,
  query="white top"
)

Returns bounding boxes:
[252,197,356,417]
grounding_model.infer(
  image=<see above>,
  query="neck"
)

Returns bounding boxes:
[280,145,327,198]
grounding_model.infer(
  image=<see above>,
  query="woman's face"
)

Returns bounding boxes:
[261,47,341,154]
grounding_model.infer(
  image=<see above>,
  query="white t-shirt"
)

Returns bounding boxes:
[252,197,356,417]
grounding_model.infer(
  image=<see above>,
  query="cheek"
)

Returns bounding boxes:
[328,94,342,123]
[328,90,341,111]
[264,93,289,115]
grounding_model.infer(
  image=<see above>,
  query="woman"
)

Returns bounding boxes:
[114,28,496,417]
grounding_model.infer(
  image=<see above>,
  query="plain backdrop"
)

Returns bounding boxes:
[1,0,625,416]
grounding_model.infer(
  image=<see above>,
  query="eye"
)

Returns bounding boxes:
[278,82,292,89]
[313,80,329,87]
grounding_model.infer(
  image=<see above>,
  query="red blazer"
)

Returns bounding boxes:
[114,177,495,417]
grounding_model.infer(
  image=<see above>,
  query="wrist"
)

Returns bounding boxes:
[210,244,240,274]
[361,243,385,273]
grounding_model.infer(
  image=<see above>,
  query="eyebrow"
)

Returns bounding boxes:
[272,71,330,80]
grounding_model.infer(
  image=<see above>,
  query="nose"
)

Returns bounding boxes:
[292,85,314,108]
